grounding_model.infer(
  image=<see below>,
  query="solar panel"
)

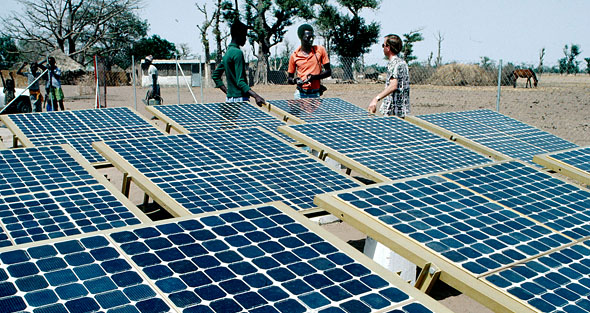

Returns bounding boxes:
[107,202,447,313]
[0,145,145,246]
[95,128,360,215]
[267,98,372,123]
[280,116,493,182]
[147,102,291,141]
[485,242,590,313]
[316,160,590,312]
[1,107,165,165]
[412,109,578,165]
[0,235,171,313]
[533,146,590,186]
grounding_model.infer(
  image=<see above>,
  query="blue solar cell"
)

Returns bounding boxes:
[418,109,578,165]
[0,236,168,312]
[287,116,492,180]
[104,204,433,312]
[153,102,292,141]
[7,107,163,164]
[268,98,371,123]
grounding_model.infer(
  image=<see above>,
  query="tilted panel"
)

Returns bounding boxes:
[0,146,145,247]
[417,110,578,165]
[316,160,590,312]
[533,146,590,186]
[443,162,590,240]
[2,107,163,165]
[0,236,171,313]
[96,128,360,214]
[268,98,372,123]
[282,116,493,182]
[151,102,291,141]
[108,203,446,313]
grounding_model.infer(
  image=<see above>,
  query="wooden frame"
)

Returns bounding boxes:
[0,201,454,313]
[146,105,190,134]
[262,101,306,124]
[405,116,511,161]
[313,159,588,313]
[94,127,359,217]
[278,124,391,183]
[0,107,166,168]
[533,147,590,186]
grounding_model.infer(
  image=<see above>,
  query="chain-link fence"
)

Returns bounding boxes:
[10,53,581,109]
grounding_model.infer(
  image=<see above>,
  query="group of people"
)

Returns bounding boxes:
[212,20,411,118]
[1,57,64,112]
[213,20,415,283]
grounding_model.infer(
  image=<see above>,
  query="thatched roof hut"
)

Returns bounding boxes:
[42,49,85,72]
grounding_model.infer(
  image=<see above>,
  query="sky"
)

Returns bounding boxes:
[4,0,590,67]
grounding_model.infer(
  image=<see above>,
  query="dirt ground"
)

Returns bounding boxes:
[2,73,589,313]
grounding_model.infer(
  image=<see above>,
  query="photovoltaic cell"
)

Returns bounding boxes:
[443,161,590,240]
[268,98,372,123]
[335,173,572,276]
[109,204,433,313]
[485,242,590,313]
[320,160,590,312]
[0,235,170,313]
[151,102,291,141]
[547,147,590,173]
[101,128,359,213]
[417,109,578,165]
[0,146,142,246]
[5,107,163,164]
[286,117,492,181]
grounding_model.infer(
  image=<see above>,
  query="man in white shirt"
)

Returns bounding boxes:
[144,55,161,105]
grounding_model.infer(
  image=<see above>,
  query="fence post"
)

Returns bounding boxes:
[199,55,204,104]
[132,55,137,111]
[176,54,180,105]
[496,59,502,112]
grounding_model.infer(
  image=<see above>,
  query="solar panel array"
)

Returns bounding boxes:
[0,203,448,313]
[0,146,143,247]
[2,107,164,164]
[149,102,291,141]
[98,128,360,214]
[317,160,590,312]
[267,98,372,123]
[282,116,493,181]
[415,109,578,165]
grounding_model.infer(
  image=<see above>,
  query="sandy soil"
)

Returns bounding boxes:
[2,74,589,313]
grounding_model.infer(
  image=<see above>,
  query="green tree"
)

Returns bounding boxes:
[235,0,317,84]
[2,0,143,64]
[131,35,177,61]
[317,0,381,81]
[559,44,582,74]
[0,36,19,69]
[93,9,148,69]
[401,29,424,64]
[585,58,590,74]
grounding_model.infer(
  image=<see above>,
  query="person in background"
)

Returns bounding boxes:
[0,71,16,107]
[287,24,331,99]
[17,61,45,112]
[143,55,162,105]
[368,34,410,117]
[46,56,65,111]
[212,19,265,107]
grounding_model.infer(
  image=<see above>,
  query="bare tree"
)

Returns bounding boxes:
[538,47,545,74]
[197,1,215,85]
[2,0,143,62]
[435,31,444,67]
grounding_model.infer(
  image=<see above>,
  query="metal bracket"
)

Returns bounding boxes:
[414,262,441,294]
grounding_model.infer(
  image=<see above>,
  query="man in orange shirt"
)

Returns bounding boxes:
[288,24,331,99]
